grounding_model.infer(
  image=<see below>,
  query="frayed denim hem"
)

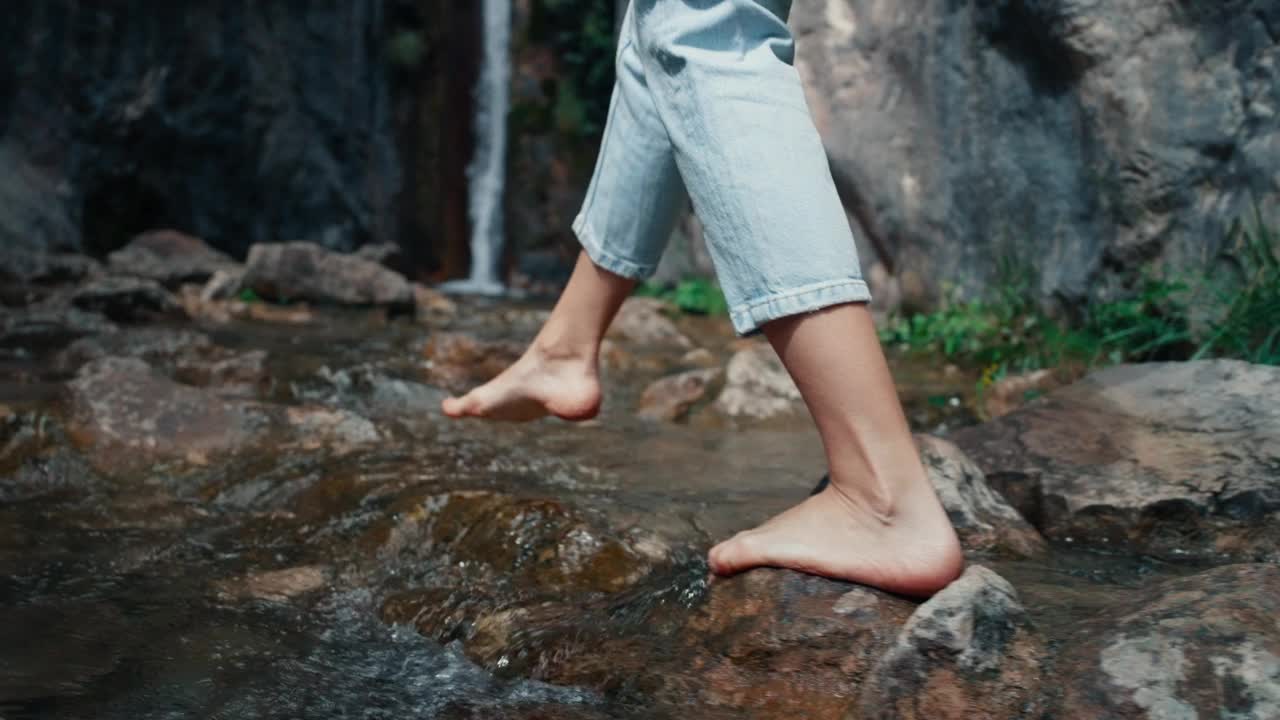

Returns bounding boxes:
[573,214,658,281]
[730,278,872,336]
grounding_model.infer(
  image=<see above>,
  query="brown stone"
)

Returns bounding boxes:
[637,368,724,422]
[66,357,268,474]
[413,283,458,323]
[714,342,802,420]
[243,241,414,307]
[220,565,329,602]
[981,368,1060,420]
[69,276,184,323]
[422,332,523,394]
[606,297,691,348]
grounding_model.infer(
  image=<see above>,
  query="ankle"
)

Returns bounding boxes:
[827,452,931,522]
[531,331,598,366]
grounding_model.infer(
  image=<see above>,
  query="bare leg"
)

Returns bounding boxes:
[441,252,634,421]
[708,303,964,597]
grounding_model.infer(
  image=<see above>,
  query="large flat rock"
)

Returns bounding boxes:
[952,361,1280,561]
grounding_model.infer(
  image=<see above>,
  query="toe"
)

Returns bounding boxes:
[442,392,479,418]
[708,532,761,577]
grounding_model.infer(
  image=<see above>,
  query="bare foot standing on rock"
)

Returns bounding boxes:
[444,0,963,597]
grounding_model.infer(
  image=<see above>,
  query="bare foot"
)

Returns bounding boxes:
[707,481,964,597]
[441,343,602,422]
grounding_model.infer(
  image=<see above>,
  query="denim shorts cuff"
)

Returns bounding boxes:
[729,279,873,335]
[572,214,656,280]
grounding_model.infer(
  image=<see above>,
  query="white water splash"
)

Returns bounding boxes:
[443,0,511,296]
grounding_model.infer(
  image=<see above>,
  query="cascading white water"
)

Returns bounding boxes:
[443,0,511,296]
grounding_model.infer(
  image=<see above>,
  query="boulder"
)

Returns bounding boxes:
[791,1,1280,308]
[637,367,723,422]
[1054,564,1280,720]
[854,565,1046,719]
[952,361,1280,561]
[242,242,414,307]
[107,230,238,288]
[714,343,802,420]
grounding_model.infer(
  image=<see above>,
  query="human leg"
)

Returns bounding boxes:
[630,0,961,594]
[708,304,963,596]
[443,4,687,421]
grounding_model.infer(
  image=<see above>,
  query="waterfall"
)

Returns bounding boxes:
[444,0,510,295]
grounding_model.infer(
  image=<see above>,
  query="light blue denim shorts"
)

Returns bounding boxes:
[572,0,871,335]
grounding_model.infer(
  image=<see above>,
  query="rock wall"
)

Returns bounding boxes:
[793,0,1280,309]
[1,2,404,259]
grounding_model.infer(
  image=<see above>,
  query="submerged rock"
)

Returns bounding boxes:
[714,343,802,420]
[1054,564,1280,720]
[953,361,1280,561]
[243,242,413,307]
[637,368,723,422]
[66,357,269,474]
[107,230,238,288]
[855,565,1045,719]
[422,332,524,395]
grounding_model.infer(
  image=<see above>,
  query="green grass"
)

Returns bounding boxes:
[636,278,729,316]
[880,206,1280,379]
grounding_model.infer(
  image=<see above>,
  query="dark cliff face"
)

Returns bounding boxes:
[794,0,1280,310]
[1,1,404,259]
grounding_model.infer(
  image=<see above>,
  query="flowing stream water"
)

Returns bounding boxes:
[0,300,1208,718]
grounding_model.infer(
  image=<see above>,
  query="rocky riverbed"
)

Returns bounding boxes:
[3,236,1279,719]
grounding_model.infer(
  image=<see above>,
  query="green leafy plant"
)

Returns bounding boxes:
[881,203,1279,386]
[636,278,729,316]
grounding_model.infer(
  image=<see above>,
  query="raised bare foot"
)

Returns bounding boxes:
[707,480,964,597]
[441,342,602,422]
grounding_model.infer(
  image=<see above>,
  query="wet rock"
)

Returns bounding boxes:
[981,368,1060,420]
[917,435,1047,558]
[300,365,443,429]
[445,567,916,717]
[107,230,238,288]
[1055,564,1280,720]
[637,368,723,422]
[714,343,802,420]
[66,357,269,474]
[219,565,329,602]
[422,332,524,394]
[854,565,1046,719]
[952,361,1280,561]
[284,406,380,453]
[174,349,270,397]
[69,276,184,323]
[0,249,101,287]
[366,490,659,595]
[56,327,213,373]
[355,242,408,274]
[606,298,691,348]
[243,242,413,307]
[413,283,458,324]
[0,307,116,349]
